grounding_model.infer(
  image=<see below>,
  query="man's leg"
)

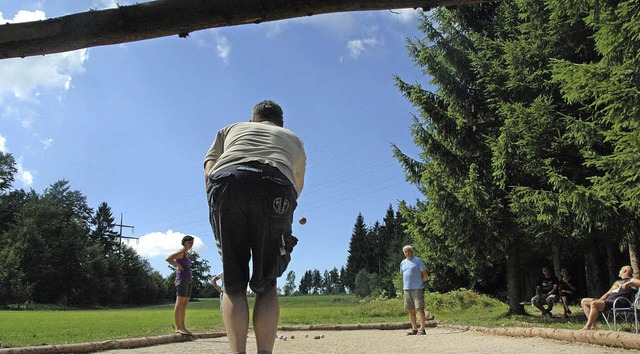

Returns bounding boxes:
[546,297,554,312]
[531,296,546,315]
[417,307,426,332]
[253,287,279,354]
[408,308,417,330]
[585,299,605,330]
[561,296,570,318]
[222,291,250,353]
[581,298,594,318]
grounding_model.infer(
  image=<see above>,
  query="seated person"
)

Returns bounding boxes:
[531,266,559,317]
[559,268,579,319]
[581,265,637,330]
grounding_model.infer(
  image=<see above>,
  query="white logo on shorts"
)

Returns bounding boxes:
[273,197,290,214]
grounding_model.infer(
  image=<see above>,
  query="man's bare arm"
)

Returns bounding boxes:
[205,160,216,187]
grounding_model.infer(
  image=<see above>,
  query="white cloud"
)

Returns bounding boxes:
[128,230,207,259]
[3,9,46,22]
[347,38,378,59]
[265,21,287,38]
[15,159,33,186]
[97,0,119,9]
[0,11,89,102]
[0,135,6,152]
[215,34,231,64]
[388,8,420,24]
[95,0,139,10]
[291,13,357,38]
[193,30,232,64]
[40,137,54,150]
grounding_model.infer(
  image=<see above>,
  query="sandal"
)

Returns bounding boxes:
[406,329,418,335]
[418,330,427,335]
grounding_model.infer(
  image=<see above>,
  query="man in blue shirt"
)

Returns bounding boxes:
[400,245,428,335]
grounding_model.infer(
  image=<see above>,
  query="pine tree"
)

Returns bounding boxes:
[344,213,370,291]
[551,0,640,277]
[394,1,600,313]
[91,202,119,252]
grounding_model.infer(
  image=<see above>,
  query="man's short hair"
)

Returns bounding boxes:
[403,245,414,253]
[252,100,284,126]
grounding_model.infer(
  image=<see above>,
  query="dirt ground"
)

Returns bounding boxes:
[98,327,640,354]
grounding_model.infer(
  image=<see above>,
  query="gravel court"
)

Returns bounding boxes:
[98,328,640,354]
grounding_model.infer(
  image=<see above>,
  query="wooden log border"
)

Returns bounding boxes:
[1,322,639,353]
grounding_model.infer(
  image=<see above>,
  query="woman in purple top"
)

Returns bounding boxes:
[166,235,194,335]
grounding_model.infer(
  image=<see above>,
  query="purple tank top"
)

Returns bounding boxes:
[175,256,192,280]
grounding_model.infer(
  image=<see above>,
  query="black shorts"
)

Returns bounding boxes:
[207,162,298,295]
[604,297,633,311]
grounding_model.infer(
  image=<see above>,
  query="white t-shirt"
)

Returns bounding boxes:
[204,121,306,196]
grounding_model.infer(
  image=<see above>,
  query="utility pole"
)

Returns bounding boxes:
[115,213,138,244]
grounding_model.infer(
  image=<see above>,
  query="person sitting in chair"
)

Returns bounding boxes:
[581,265,637,330]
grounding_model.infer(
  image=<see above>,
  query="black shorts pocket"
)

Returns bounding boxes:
[274,233,298,278]
[207,172,233,210]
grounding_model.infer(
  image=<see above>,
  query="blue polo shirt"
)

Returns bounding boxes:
[401,256,426,290]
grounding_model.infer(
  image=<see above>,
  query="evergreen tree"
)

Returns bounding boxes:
[344,213,370,291]
[90,202,120,252]
[0,151,17,193]
[298,270,312,295]
[551,0,640,277]
[394,3,523,312]
[394,2,599,312]
[311,269,322,294]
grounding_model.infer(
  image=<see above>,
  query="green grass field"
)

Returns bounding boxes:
[0,291,588,348]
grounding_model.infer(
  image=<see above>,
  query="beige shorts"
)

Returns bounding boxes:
[404,289,425,309]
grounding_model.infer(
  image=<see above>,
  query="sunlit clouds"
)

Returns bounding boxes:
[127,229,207,259]
[0,11,88,102]
[193,30,232,64]
[347,38,379,59]
[15,159,33,186]
[388,8,420,24]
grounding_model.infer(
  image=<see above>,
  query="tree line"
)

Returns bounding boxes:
[0,153,212,308]
[283,205,410,298]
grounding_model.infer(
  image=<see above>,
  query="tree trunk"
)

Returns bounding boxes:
[584,248,604,297]
[629,225,639,278]
[604,241,616,284]
[552,245,561,278]
[506,242,524,315]
[0,0,491,60]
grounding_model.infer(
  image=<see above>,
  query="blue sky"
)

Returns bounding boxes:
[0,1,426,289]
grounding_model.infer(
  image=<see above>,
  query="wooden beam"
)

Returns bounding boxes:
[0,0,490,60]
